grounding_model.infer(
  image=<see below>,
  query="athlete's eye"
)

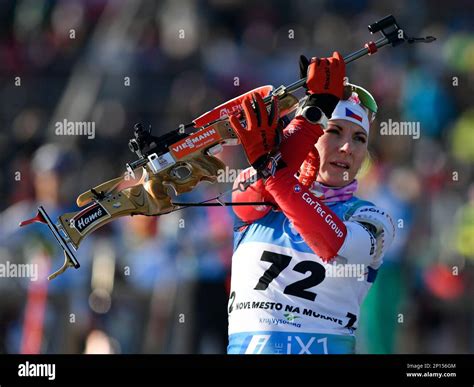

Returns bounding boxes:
[354,135,366,143]
[327,128,340,135]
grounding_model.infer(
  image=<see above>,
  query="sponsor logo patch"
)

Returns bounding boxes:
[71,203,110,235]
[170,127,222,159]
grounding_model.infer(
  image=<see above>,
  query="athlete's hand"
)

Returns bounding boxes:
[300,51,345,98]
[299,51,345,117]
[229,93,280,170]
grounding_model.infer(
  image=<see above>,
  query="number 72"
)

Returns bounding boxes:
[254,250,326,301]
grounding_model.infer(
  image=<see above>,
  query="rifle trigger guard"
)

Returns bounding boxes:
[48,251,77,280]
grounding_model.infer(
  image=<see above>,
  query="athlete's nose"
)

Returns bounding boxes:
[339,140,353,155]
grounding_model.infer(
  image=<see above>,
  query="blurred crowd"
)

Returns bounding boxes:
[0,0,473,354]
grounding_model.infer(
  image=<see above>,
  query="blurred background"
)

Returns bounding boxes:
[0,0,473,354]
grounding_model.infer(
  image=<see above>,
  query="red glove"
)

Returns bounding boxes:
[299,51,345,117]
[229,93,280,170]
[232,117,324,224]
[303,51,345,98]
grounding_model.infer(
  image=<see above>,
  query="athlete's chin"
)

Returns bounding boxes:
[318,172,353,188]
[318,164,355,187]
[318,177,344,187]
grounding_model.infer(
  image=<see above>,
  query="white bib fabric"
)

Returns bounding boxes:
[228,239,371,336]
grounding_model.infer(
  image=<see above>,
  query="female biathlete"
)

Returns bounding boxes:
[227,52,396,354]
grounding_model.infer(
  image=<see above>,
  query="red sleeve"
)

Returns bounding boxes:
[279,116,324,173]
[265,167,347,261]
[232,117,324,223]
[232,168,274,223]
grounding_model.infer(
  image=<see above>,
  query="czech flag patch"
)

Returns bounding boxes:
[345,108,363,122]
